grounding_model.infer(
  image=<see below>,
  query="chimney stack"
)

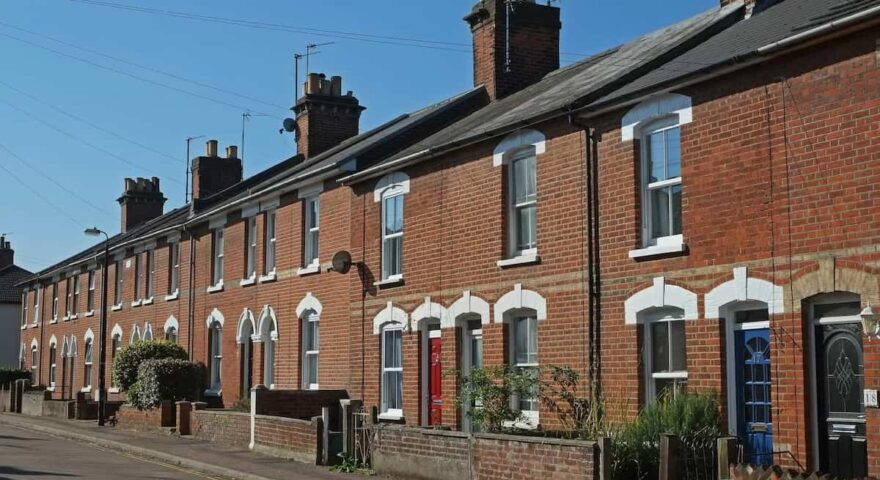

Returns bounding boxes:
[118,177,166,233]
[190,140,243,201]
[465,0,561,101]
[293,73,365,159]
[0,235,14,269]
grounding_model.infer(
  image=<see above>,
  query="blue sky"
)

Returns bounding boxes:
[0,0,715,272]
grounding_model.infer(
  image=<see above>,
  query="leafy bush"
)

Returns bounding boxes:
[112,340,187,392]
[539,366,607,440]
[610,392,721,480]
[0,368,30,386]
[128,359,204,409]
[453,366,538,433]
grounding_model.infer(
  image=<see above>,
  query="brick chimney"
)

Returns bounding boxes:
[0,235,13,269]
[465,0,561,101]
[191,140,243,201]
[293,73,365,159]
[117,177,166,233]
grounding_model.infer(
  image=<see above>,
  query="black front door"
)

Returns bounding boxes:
[816,322,866,477]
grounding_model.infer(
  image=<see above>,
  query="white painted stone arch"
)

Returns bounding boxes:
[206,308,224,328]
[296,292,323,318]
[31,337,39,349]
[494,284,547,324]
[373,172,410,203]
[237,308,256,344]
[621,93,693,142]
[61,336,69,357]
[143,323,153,341]
[130,324,141,344]
[448,291,491,327]
[111,324,123,339]
[493,129,546,167]
[704,267,785,319]
[49,335,58,348]
[411,297,448,331]
[373,302,409,334]
[624,276,698,325]
[163,316,179,336]
[68,336,77,357]
[84,328,95,343]
[257,305,278,342]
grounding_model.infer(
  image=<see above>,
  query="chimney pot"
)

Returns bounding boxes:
[293,72,364,159]
[206,139,219,157]
[306,73,321,95]
[226,145,238,159]
[330,76,342,96]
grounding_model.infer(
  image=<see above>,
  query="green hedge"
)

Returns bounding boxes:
[0,368,30,386]
[129,359,205,409]
[112,340,187,392]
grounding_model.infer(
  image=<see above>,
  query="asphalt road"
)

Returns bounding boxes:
[0,423,219,479]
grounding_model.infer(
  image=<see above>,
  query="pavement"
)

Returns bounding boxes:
[0,413,348,480]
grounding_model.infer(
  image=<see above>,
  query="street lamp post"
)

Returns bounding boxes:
[85,227,110,426]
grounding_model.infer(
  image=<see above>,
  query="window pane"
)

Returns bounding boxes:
[651,322,669,373]
[471,337,483,369]
[665,127,681,179]
[384,329,402,369]
[384,371,402,410]
[647,132,665,182]
[516,205,537,252]
[650,187,671,239]
[671,184,682,236]
[814,302,861,318]
[384,196,403,235]
[515,317,529,364]
[519,366,539,411]
[306,354,318,385]
[383,236,402,277]
[655,377,688,400]
[670,320,686,372]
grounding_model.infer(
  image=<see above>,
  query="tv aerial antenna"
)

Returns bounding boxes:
[293,42,335,102]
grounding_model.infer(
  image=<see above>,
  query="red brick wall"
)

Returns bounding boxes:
[254,388,347,420]
[115,402,175,431]
[372,426,597,480]
[191,409,250,448]
[253,415,321,464]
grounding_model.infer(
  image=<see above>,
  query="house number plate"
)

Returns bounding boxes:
[864,389,878,408]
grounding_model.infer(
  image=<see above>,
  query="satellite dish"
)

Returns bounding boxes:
[330,250,352,274]
[282,118,297,132]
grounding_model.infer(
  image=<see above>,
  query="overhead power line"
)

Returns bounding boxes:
[0,97,183,184]
[0,157,85,229]
[0,20,290,115]
[0,78,183,165]
[0,31,277,119]
[0,142,117,220]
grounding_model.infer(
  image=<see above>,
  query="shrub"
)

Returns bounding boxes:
[0,368,30,386]
[129,359,205,409]
[539,365,607,440]
[112,340,187,392]
[453,366,538,433]
[610,392,721,480]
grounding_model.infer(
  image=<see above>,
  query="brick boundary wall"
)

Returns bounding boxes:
[191,409,251,448]
[253,414,323,464]
[114,401,176,432]
[372,426,598,480]
[254,388,348,421]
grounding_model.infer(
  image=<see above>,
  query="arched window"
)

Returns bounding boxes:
[110,324,122,389]
[373,302,408,419]
[374,172,409,282]
[130,325,141,344]
[209,321,223,392]
[83,337,93,390]
[30,341,38,383]
[301,311,318,390]
[49,337,58,388]
[257,307,278,389]
[143,323,153,341]
[237,309,255,395]
[494,129,545,262]
[643,307,688,401]
[164,316,179,343]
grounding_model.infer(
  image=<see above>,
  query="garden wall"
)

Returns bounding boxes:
[253,387,347,421]
[253,414,322,464]
[190,409,250,448]
[114,401,176,432]
[372,426,598,480]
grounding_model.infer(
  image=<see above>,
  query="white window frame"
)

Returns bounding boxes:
[65,277,74,318]
[110,331,121,391]
[640,117,682,247]
[133,254,141,302]
[263,209,276,277]
[304,196,320,268]
[380,193,404,283]
[380,323,404,419]
[48,340,57,388]
[509,313,539,424]
[244,216,257,281]
[113,260,123,308]
[51,283,58,322]
[86,270,96,314]
[167,242,180,299]
[21,290,28,329]
[144,250,155,302]
[506,147,538,260]
[643,309,688,403]
[209,228,225,291]
[301,311,319,390]
[31,344,38,380]
[208,321,223,393]
[83,337,93,390]
[32,286,40,326]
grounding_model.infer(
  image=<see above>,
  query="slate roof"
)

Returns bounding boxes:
[354,2,744,176]
[592,0,880,107]
[0,264,32,303]
[19,87,486,285]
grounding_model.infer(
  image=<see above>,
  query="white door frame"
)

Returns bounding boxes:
[461,324,483,433]
[419,322,441,427]
[723,301,771,437]
[806,292,863,470]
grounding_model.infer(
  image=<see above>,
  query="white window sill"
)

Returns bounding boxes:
[164,291,179,302]
[297,264,320,277]
[206,282,224,294]
[111,304,122,312]
[131,300,142,308]
[31,322,39,327]
[377,412,404,422]
[62,315,70,321]
[629,242,686,259]
[81,386,92,393]
[240,276,257,287]
[258,272,277,283]
[85,310,95,318]
[142,297,154,306]
[497,253,540,268]
[70,314,78,320]
[203,389,221,397]
[20,324,26,330]
[46,386,55,392]
[50,317,58,324]
[109,387,120,394]
[374,276,404,288]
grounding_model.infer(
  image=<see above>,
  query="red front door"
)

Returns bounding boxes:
[429,337,442,425]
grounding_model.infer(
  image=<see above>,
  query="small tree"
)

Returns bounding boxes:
[112,340,187,392]
[453,366,537,432]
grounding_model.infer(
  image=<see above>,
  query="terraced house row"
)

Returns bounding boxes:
[15,0,880,476]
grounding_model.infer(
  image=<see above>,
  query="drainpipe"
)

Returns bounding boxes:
[567,113,601,393]
[184,226,197,362]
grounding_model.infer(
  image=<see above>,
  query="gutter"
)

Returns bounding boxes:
[757,3,880,54]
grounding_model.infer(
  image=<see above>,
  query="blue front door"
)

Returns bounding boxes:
[735,328,773,465]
